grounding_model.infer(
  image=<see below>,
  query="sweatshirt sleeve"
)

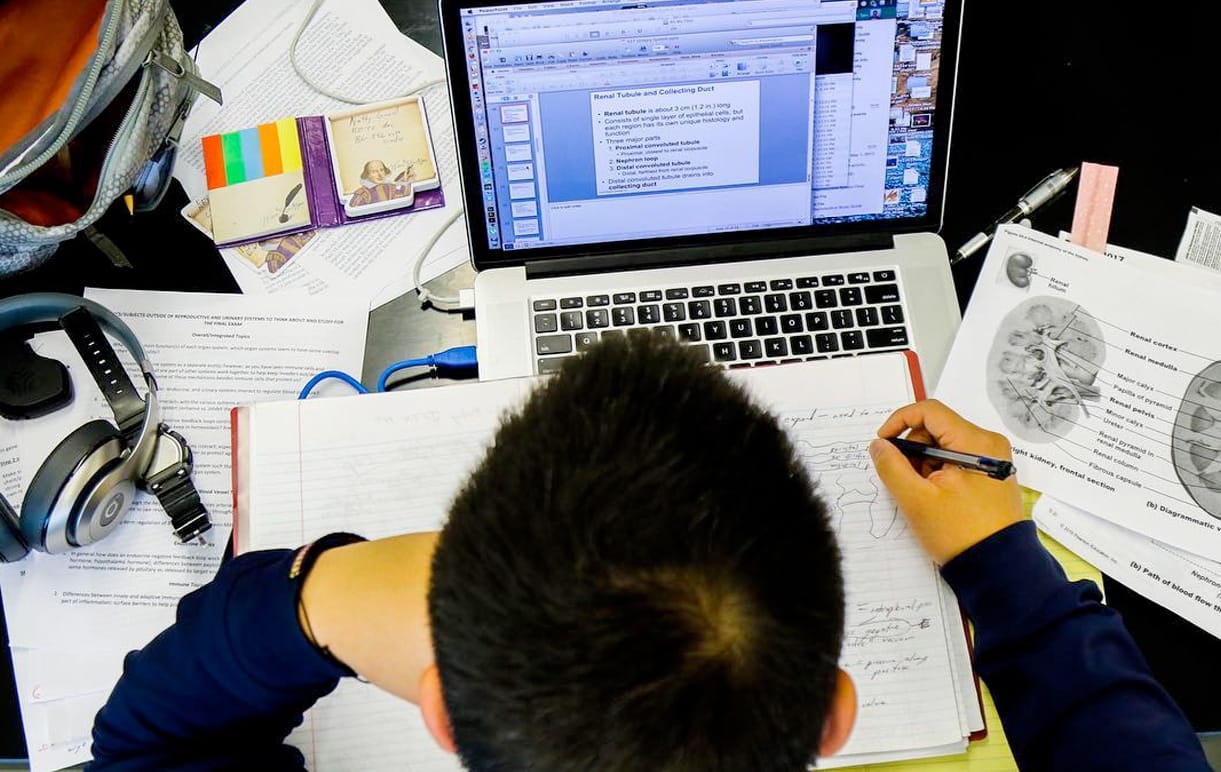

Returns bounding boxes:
[942,521,1209,771]
[89,534,363,770]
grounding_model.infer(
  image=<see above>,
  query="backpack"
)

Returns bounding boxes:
[0,0,220,275]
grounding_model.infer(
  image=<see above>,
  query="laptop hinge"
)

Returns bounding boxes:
[523,233,895,280]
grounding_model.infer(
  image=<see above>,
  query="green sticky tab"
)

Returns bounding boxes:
[221,132,246,185]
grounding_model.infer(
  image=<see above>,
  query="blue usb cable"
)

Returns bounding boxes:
[376,346,479,392]
[298,345,478,399]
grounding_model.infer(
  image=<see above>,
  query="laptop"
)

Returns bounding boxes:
[439,0,963,385]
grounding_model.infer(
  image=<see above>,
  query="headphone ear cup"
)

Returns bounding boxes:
[0,493,28,563]
[22,420,125,552]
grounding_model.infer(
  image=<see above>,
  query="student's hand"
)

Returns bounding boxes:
[869,400,1025,565]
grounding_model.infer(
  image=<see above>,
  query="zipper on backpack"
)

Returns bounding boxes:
[0,4,123,186]
[145,51,223,105]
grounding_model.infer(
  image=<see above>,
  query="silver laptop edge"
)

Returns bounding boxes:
[449,0,964,387]
[475,233,959,387]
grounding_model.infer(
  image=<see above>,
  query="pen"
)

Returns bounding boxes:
[887,437,1016,481]
[952,166,1080,264]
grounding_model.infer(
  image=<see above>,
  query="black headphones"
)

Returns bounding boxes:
[0,293,210,562]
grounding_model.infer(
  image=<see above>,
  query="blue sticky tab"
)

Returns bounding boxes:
[239,128,264,181]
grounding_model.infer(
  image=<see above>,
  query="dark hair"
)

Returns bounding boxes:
[429,336,845,771]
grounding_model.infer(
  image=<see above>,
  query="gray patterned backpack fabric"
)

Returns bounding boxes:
[0,0,214,275]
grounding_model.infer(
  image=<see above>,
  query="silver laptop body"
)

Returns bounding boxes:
[440,0,964,386]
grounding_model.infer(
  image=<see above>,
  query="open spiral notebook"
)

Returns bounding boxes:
[231,352,984,769]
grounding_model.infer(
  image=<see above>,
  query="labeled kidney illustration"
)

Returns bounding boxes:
[985,297,1105,442]
[1004,252,1035,289]
[1171,363,1221,519]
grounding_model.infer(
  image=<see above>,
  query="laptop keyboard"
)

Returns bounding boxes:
[531,268,910,374]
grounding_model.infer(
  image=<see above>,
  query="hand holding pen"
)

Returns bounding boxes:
[869,400,1025,564]
[953,167,1080,264]
[887,437,1014,480]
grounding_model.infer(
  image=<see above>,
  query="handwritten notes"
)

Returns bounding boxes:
[348,107,406,145]
[769,400,966,759]
[236,353,979,767]
[327,98,437,194]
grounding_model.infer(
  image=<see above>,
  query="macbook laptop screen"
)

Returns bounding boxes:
[448,0,958,258]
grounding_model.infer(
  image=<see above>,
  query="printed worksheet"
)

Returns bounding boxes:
[936,226,1221,558]
[0,289,366,771]
[1034,496,1221,638]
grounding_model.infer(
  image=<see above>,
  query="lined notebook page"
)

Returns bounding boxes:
[236,354,970,767]
[235,376,536,769]
[734,360,966,763]
[236,377,536,552]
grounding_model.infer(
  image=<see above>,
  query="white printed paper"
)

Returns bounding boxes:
[0,289,367,770]
[172,0,468,301]
[1175,206,1221,273]
[936,226,1221,557]
[1034,496,1221,639]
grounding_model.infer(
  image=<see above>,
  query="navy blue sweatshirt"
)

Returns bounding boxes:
[89,522,1210,770]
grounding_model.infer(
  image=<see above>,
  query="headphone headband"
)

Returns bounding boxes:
[0,293,153,381]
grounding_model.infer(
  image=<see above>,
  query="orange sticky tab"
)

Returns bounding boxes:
[276,118,302,172]
[201,133,227,189]
[258,122,283,176]
[1070,162,1119,252]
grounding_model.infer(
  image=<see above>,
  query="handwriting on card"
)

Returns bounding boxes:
[348,108,406,146]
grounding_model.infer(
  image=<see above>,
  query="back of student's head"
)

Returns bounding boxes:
[429,336,845,771]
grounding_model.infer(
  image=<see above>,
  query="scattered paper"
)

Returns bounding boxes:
[0,289,368,771]
[1034,496,1221,639]
[935,226,1221,558]
[173,0,469,300]
[1175,206,1221,273]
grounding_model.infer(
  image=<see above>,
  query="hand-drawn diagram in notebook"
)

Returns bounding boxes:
[776,404,968,761]
[797,438,906,538]
[936,226,1221,557]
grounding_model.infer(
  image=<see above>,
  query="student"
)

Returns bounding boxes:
[89,338,1208,770]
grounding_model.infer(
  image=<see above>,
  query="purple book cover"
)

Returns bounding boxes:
[213,115,445,248]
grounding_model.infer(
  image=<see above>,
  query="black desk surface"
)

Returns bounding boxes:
[1,0,1218,760]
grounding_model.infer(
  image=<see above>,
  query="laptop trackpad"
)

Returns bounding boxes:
[477,301,532,381]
